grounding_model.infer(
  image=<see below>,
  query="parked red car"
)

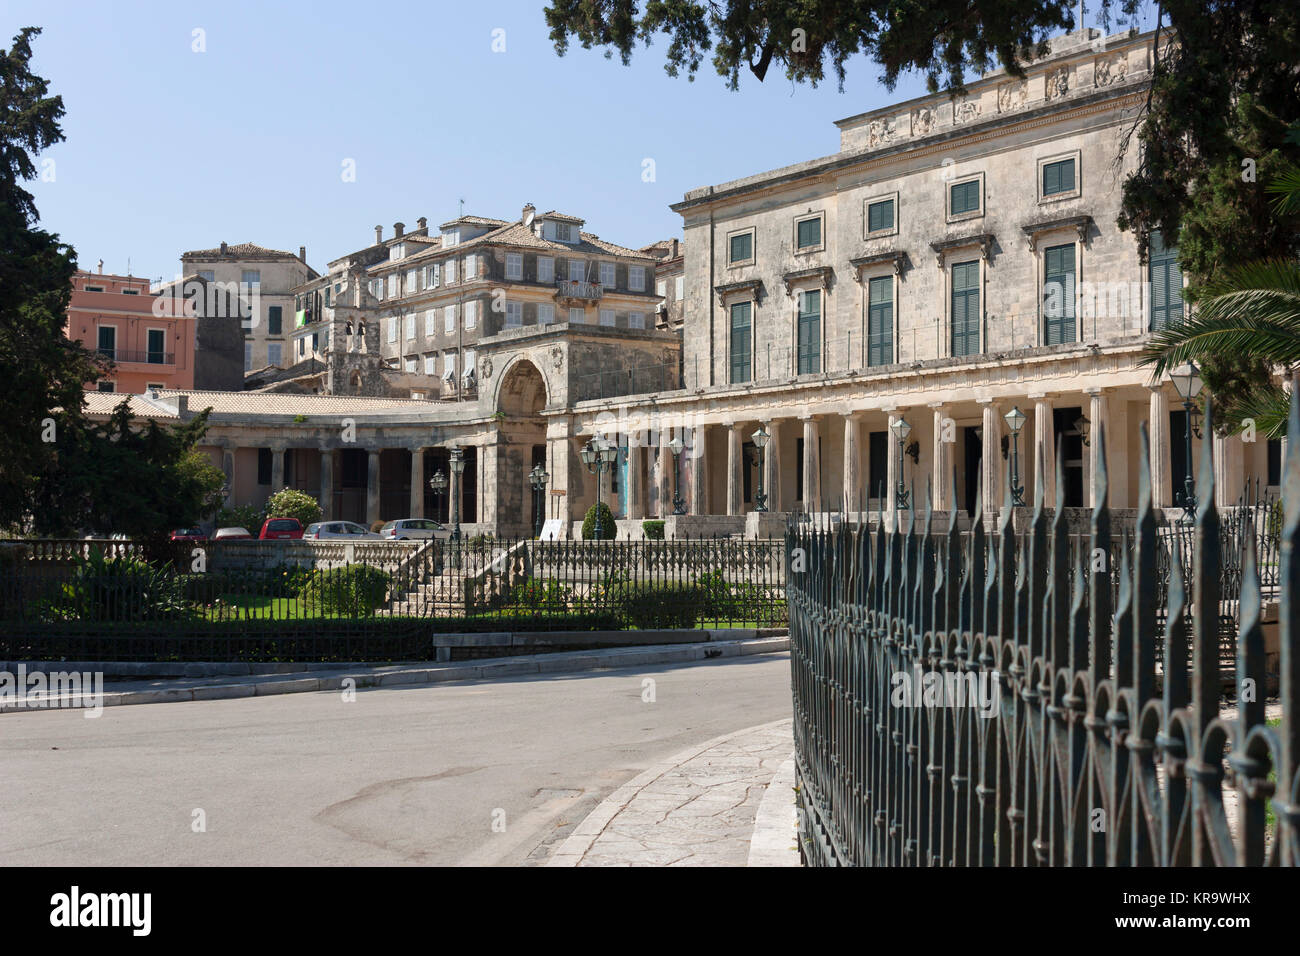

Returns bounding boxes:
[258,517,304,540]
[169,528,208,543]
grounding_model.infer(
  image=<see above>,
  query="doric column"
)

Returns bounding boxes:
[1214,432,1245,507]
[222,446,236,506]
[271,445,285,493]
[1031,394,1055,506]
[842,413,862,514]
[366,449,381,525]
[409,447,425,518]
[764,420,782,513]
[319,448,334,520]
[626,437,645,520]
[980,400,1000,515]
[1088,389,1108,508]
[657,427,673,517]
[447,447,462,528]
[931,404,951,512]
[1149,386,1172,508]
[689,425,708,515]
[727,423,743,515]
[801,417,820,513]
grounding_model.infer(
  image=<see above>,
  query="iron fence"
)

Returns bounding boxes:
[789,397,1299,867]
[0,535,786,662]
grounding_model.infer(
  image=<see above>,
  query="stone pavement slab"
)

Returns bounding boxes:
[548,718,799,867]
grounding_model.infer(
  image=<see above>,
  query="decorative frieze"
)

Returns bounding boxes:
[1046,66,1070,100]
[910,107,935,137]
[997,80,1028,113]
[1094,53,1128,88]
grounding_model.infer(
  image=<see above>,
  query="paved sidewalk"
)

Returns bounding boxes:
[0,637,789,712]
[548,718,799,866]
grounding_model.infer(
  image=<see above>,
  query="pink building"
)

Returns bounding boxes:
[66,270,197,393]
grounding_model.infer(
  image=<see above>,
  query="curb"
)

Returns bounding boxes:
[0,637,790,713]
[747,754,800,867]
[546,717,793,867]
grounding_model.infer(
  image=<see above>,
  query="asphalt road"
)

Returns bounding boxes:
[0,654,792,866]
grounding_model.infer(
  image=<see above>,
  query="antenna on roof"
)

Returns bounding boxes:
[458,198,465,218]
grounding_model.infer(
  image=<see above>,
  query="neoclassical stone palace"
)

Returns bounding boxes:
[93,28,1279,538]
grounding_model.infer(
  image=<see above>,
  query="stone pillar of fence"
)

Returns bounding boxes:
[1215,432,1245,507]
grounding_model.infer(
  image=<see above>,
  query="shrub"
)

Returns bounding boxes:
[582,502,615,540]
[370,520,386,533]
[60,549,187,621]
[300,564,391,616]
[617,583,704,629]
[515,578,571,611]
[641,520,665,540]
[266,562,313,597]
[264,488,323,528]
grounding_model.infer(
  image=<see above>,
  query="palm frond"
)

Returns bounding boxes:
[1139,312,1300,376]
[1265,163,1300,217]
[1218,381,1292,440]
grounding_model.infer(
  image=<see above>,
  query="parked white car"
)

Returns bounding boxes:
[304,521,382,540]
[379,518,450,541]
[212,527,254,540]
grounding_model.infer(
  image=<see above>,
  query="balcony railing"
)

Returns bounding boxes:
[554,279,603,301]
[98,348,174,365]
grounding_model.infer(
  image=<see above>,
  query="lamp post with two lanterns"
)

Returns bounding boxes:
[890,416,911,511]
[580,437,619,539]
[529,464,550,537]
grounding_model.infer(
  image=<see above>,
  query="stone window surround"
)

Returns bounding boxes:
[929,235,994,359]
[863,190,900,240]
[1021,216,1092,347]
[793,209,826,255]
[784,267,832,376]
[855,261,900,368]
[945,170,986,224]
[1037,148,1083,205]
[726,225,756,268]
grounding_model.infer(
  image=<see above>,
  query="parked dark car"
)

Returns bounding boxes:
[259,517,304,540]
[169,528,208,543]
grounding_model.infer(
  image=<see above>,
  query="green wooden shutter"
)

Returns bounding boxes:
[729,302,752,383]
[798,291,821,373]
[1043,243,1076,345]
[868,200,894,233]
[951,261,980,357]
[868,276,893,366]
[951,181,979,215]
[1149,230,1184,330]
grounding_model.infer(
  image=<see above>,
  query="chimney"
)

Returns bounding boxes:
[417,217,427,231]
[522,202,536,223]
[672,238,679,258]
[175,395,188,417]
[220,241,228,255]
[374,225,383,244]
[299,246,306,262]
[97,259,104,274]
[393,222,405,238]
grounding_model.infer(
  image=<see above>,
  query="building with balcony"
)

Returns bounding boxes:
[66,269,197,393]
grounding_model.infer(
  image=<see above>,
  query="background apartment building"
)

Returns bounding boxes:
[180,241,317,376]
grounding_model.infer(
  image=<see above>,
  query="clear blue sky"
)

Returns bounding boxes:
[6,0,1159,285]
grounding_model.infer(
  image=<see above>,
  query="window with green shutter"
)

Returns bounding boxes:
[1043,243,1076,345]
[268,306,282,336]
[867,199,895,234]
[729,232,753,263]
[950,180,980,216]
[797,290,821,373]
[729,301,752,383]
[797,217,822,250]
[950,260,980,357]
[867,276,893,366]
[1042,158,1075,197]
[1148,229,1185,330]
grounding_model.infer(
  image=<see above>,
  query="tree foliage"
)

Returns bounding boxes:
[264,487,323,528]
[0,28,106,530]
[543,1,1152,92]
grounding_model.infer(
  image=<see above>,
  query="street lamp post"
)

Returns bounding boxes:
[1170,360,1203,523]
[449,448,465,541]
[890,417,912,511]
[581,437,618,539]
[752,426,770,513]
[668,434,686,515]
[529,464,550,537]
[1004,406,1026,506]
[428,469,448,524]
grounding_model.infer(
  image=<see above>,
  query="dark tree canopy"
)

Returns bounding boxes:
[543,0,1139,93]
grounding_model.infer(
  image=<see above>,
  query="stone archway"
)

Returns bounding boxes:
[494,359,550,535]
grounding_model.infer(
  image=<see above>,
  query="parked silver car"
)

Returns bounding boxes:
[304,521,382,540]
[379,518,450,541]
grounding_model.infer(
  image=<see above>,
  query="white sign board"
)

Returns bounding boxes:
[540,519,564,541]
